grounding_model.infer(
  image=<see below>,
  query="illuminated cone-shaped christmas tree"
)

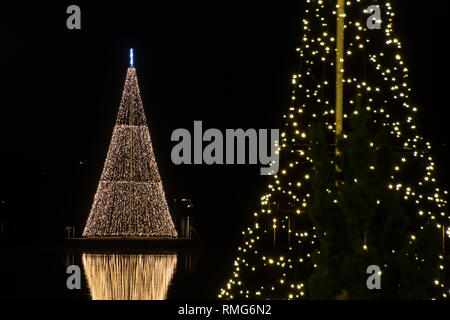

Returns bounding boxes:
[219,0,449,299]
[83,52,177,237]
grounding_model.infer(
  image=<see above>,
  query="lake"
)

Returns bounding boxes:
[0,245,227,300]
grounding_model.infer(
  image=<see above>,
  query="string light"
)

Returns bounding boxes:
[219,0,448,300]
[83,67,177,237]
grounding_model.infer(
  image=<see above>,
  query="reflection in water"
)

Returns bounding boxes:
[82,253,177,300]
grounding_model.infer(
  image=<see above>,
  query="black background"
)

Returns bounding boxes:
[1,0,449,299]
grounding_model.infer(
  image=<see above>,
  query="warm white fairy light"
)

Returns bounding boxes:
[82,253,177,300]
[219,0,448,300]
[83,67,177,237]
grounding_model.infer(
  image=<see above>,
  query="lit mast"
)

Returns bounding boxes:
[130,48,134,67]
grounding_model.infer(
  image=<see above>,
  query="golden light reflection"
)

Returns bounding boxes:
[82,253,177,300]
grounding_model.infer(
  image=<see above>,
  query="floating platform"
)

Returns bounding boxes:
[63,237,201,253]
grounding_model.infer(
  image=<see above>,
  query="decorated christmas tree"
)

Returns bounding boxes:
[83,50,177,237]
[219,0,449,299]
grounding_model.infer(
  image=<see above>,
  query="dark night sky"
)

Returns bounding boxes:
[1,0,449,262]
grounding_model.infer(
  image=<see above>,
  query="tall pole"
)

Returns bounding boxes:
[336,0,345,156]
[443,225,446,286]
[128,49,134,235]
[443,225,446,255]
